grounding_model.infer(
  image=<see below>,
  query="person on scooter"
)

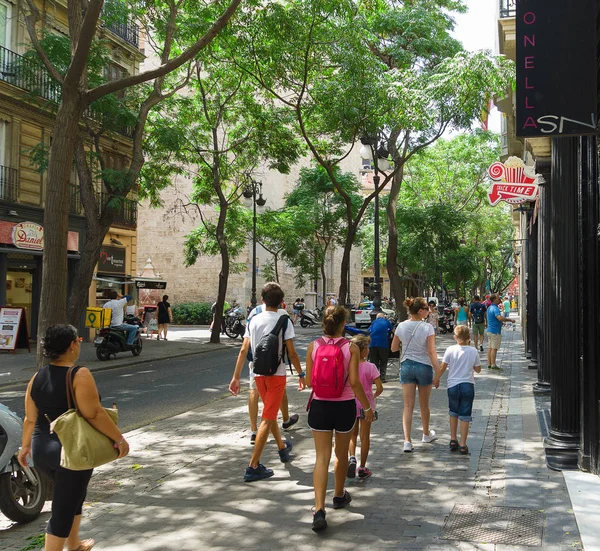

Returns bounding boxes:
[104,291,137,346]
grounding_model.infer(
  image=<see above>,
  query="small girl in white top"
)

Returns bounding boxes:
[433,325,481,455]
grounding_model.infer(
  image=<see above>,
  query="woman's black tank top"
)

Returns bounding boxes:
[31,365,81,435]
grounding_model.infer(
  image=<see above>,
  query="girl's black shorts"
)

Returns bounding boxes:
[308,398,356,433]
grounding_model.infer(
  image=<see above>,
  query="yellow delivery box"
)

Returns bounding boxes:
[85,307,112,329]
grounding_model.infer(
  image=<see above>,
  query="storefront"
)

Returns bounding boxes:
[0,219,82,340]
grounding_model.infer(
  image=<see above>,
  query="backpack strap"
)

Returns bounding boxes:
[270,315,289,364]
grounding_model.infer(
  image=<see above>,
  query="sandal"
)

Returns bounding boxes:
[69,540,95,551]
[459,445,469,455]
[449,439,459,452]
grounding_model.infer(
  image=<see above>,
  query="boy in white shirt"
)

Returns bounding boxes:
[433,325,481,455]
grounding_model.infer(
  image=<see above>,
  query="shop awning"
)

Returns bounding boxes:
[92,275,136,285]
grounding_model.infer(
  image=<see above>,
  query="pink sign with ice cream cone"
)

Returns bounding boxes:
[487,157,539,206]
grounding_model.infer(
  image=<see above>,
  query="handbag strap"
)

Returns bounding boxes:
[65,365,81,413]
[401,322,423,362]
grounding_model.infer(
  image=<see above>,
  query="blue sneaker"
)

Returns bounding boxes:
[278,441,293,463]
[244,463,274,482]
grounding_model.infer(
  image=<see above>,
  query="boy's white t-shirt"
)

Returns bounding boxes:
[245,309,294,377]
[442,344,481,388]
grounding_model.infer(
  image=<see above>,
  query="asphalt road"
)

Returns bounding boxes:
[0,332,317,432]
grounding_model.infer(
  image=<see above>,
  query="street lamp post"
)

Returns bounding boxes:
[360,135,390,319]
[243,180,266,308]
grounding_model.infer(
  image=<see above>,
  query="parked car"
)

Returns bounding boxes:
[354,300,396,328]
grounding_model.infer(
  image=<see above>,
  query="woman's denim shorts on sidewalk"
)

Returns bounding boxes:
[400,359,433,386]
[447,382,475,422]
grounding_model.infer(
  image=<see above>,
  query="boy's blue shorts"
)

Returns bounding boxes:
[447,383,475,422]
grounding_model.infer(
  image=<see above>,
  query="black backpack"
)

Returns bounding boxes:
[252,315,290,376]
[472,304,486,324]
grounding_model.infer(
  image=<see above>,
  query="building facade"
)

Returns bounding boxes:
[0,0,143,339]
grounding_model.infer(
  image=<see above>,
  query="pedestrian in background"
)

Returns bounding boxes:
[454,298,469,327]
[348,335,383,480]
[368,312,394,382]
[391,297,440,453]
[306,305,374,532]
[18,324,129,551]
[426,301,439,334]
[469,295,487,352]
[486,294,515,370]
[156,294,172,341]
[433,325,481,455]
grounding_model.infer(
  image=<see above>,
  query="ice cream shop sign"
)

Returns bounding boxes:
[487,157,539,207]
[11,222,44,250]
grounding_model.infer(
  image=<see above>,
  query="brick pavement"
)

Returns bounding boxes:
[0,323,583,550]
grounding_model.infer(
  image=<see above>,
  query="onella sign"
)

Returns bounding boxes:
[487,157,539,207]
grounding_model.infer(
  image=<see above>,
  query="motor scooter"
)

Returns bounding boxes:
[0,404,48,523]
[224,306,246,339]
[299,309,318,328]
[95,322,143,361]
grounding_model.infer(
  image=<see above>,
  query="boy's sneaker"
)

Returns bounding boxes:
[282,413,299,430]
[312,509,327,532]
[332,490,352,509]
[422,430,437,443]
[479,345,484,352]
[403,441,414,453]
[278,441,293,463]
[358,467,372,479]
[244,463,274,482]
[250,433,256,445]
[347,456,357,478]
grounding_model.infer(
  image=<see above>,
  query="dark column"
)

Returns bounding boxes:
[544,138,580,470]
[525,208,538,369]
[577,135,600,474]
[30,256,42,342]
[0,253,6,307]
[534,159,552,394]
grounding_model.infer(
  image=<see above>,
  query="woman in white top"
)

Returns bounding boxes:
[391,297,441,452]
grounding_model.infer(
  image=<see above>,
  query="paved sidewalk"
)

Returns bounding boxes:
[0,327,233,387]
[1,324,584,550]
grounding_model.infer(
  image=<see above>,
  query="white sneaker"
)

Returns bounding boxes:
[403,441,414,453]
[422,430,437,443]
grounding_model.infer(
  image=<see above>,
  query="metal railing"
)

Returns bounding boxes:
[0,165,18,202]
[499,0,516,18]
[70,184,84,215]
[99,193,137,226]
[0,45,61,102]
[107,21,140,48]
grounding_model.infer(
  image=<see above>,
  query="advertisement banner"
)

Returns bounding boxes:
[516,0,597,137]
[487,157,540,206]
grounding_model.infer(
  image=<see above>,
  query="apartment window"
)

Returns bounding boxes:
[104,63,128,97]
[0,1,12,49]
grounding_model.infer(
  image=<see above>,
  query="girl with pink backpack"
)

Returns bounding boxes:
[305,305,374,533]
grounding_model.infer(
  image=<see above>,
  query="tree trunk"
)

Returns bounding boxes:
[210,204,230,344]
[274,253,280,283]
[320,262,327,308]
[37,96,84,365]
[337,227,356,306]
[386,164,407,321]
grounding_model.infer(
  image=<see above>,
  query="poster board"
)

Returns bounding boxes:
[0,307,31,354]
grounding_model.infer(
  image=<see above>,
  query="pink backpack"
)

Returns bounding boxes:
[311,337,348,399]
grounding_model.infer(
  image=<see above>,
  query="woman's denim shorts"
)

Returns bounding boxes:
[400,359,433,386]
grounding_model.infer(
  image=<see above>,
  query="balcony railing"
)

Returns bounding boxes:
[0,165,18,202]
[0,45,61,102]
[499,0,516,18]
[99,193,137,227]
[70,184,84,215]
[107,21,140,48]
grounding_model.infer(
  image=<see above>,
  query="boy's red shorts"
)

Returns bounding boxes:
[254,375,286,420]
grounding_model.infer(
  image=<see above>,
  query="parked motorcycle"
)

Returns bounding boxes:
[224,306,246,339]
[0,404,48,523]
[299,309,318,328]
[95,322,143,361]
[438,314,455,334]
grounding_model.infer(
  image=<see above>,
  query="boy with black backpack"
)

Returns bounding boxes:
[469,295,487,352]
[229,283,306,482]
